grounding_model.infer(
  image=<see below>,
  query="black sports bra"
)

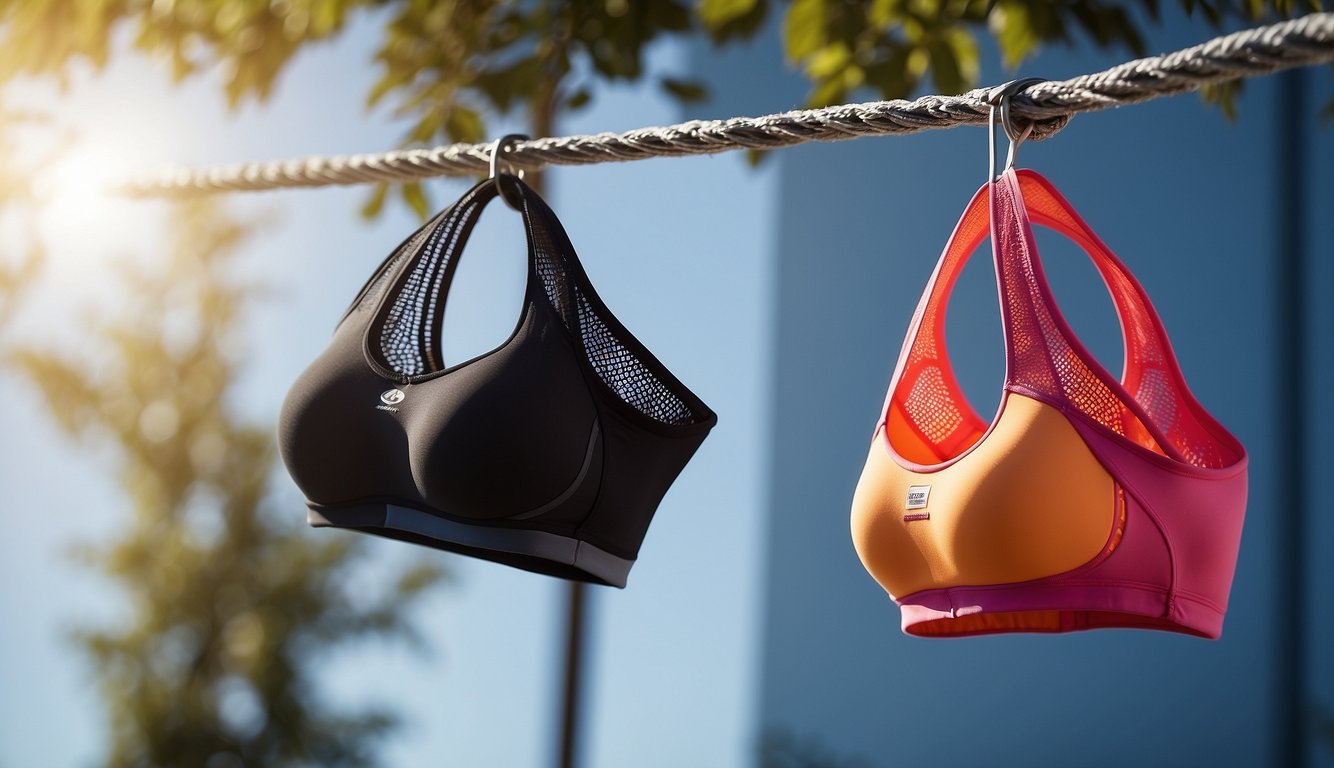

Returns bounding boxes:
[278,176,716,587]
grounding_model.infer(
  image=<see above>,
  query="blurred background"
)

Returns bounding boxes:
[0,2,1330,767]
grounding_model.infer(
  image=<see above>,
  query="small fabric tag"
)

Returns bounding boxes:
[905,485,931,510]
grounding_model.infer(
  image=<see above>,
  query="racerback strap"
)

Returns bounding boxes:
[884,168,1242,469]
[352,176,709,427]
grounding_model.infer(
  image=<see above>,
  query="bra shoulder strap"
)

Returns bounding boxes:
[361,179,502,378]
[513,181,713,428]
[992,169,1242,468]
[880,183,993,463]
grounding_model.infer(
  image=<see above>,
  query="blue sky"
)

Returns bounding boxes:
[0,15,773,768]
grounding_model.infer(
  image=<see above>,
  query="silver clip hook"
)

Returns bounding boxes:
[488,133,529,211]
[986,77,1045,183]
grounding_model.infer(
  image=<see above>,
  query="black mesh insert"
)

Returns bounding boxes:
[528,204,702,427]
[371,180,705,427]
[375,200,477,377]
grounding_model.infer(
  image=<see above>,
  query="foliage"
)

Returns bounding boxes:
[700,0,1319,110]
[0,198,445,767]
[0,106,45,329]
[0,0,1317,218]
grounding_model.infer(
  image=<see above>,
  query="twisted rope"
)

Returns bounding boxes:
[125,12,1334,196]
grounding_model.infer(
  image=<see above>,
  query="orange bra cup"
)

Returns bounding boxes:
[852,394,1116,598]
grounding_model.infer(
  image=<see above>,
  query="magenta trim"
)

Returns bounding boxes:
[902,513,930,522]
[896,581,1223,639]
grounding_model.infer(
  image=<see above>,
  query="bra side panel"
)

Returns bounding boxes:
[575,399,711,561]
[1068,414,1248,628]
[851,393,1116,598]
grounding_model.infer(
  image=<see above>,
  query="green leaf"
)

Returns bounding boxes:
[785,0,827,63]
[868,0,898,28]
[660,77,710,103]
[945,27,980,87]
[927,38,965,95]
[806,42,851,78]
[1200,80,1242,120]
[444,105,485,144]
[400,182,431,221]
[990,0,1040,67]
[698,0,759,28]
[701,0,768,42]
[862,43,915,99]
[565,87,593,111]
[360,183,389,220]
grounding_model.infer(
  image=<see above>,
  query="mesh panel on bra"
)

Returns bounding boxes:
[904,366,964,444]
[1018,179,1235,468]
[893,197,990,459]
[993,182,1164,453]
[368,182,704,427]
[891,173,1236,469]
[528,207,702,426]
[347,209,450,320]
[373,200,478,377]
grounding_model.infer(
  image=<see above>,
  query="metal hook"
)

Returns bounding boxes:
[488,133,528,210]
[986,77,1045,182]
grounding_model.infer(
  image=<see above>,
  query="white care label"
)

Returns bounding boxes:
[905,484,932,510]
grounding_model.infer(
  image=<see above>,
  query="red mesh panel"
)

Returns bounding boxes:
[889,186,991,463]
[904,366,964,444]
[883,169,1242,470]
[1012,171,1240,468]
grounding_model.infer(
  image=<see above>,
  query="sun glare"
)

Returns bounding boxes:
[25,106,185,303]
[41,133,146,238]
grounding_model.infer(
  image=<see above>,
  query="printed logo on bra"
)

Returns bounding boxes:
[904,484,931,521]
[377,388,405,412]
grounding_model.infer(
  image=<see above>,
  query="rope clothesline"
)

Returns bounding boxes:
[124,12,1334,197]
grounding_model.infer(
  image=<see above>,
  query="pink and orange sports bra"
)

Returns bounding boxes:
[851,168,1248,638]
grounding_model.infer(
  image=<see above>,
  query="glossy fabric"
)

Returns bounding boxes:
[851,169,1247,637]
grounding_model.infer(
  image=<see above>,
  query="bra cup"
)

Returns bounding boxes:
[278,324,419,506]
[852,394,1116,599]
[410,299,601,521]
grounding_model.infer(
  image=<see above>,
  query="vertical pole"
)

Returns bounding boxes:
[558,581,587,768]
[1274,67,1308,768]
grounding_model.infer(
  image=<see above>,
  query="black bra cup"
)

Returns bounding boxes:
[278,176,716,587]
